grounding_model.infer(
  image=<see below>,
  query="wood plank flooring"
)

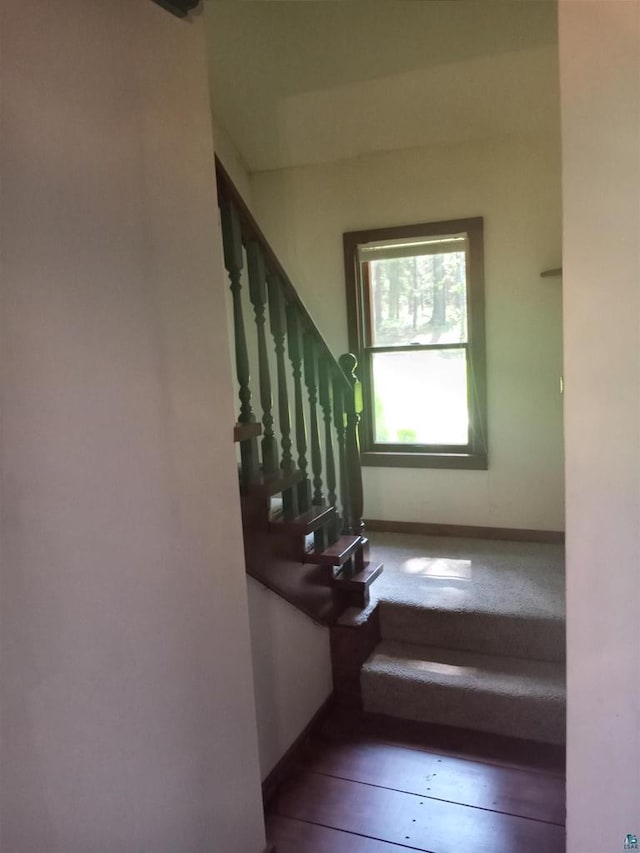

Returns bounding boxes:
[265,711,565,853]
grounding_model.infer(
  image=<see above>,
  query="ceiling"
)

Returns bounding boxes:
[204,1,559,172]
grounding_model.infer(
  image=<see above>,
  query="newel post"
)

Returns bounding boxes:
[338,353,364,536]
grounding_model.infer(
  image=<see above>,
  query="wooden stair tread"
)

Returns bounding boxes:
[234,422,262,442]
[270,504,336,535]
[303,535,362,567]
[334,561,383,591]
[245,555,344,625]
[242,467,304,498]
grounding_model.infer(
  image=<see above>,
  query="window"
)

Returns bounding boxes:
[343,218,487,469]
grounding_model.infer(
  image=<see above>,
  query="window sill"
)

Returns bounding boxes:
[360,451,488,470]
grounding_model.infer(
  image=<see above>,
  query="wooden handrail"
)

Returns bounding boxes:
[215,157,352,396]
[215,157,384,619]
[216,155,363,537]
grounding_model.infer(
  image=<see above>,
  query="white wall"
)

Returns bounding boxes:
[210,123,333,779]
[0,4,266,852]
[560,1,640,850]
[251,130,564,532]
[247,580,332,777]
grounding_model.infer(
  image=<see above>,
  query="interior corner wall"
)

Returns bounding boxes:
[559,1,640,850]
[0,3,266,852]
[212,132,333,780]
[251,130,564,532]
[213,122,255,205]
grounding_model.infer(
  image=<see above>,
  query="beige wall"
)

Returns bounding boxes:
[247,580,332,777]
[560,1,640,849]
[251,130,564,532]
[0,3,265,851]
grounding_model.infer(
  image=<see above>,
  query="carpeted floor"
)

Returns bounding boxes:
[350,532,564,622]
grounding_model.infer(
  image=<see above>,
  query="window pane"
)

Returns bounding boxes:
[371,349,468,445]
[368,251,467,346]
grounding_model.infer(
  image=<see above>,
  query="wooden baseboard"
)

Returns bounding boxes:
[321,706,565,775]
[261,694,335,808]
[365,519,565,545]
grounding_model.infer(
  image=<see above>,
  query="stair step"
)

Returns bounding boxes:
[335,560,384,591]
[270,504,336,536]
[233,422,262,443]
[378,601,565,664]
[243,467,304,498]
[361,640,565,745]
[334,561,384,609]
[370,536,565,663]
[303,534,362,567]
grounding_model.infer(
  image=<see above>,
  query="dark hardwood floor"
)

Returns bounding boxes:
[265,709,566,853]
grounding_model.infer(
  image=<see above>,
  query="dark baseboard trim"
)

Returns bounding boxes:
[261,693,335,808]
[365,518,565,545]
[323,707,565,775]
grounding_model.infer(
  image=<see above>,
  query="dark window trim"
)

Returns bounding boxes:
[343,217,488,470]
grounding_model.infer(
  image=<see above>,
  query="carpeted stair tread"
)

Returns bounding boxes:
[365,534,566,662]
[361,640,566,744]
[377,576,564,620]
[370,534,564,617]
[379,601,565,662]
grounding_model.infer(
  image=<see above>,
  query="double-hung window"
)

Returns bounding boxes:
[343,218,487,469]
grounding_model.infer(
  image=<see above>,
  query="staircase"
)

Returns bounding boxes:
[359,533,566,745]
[219,159,383,624]
[217,161,565,748]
